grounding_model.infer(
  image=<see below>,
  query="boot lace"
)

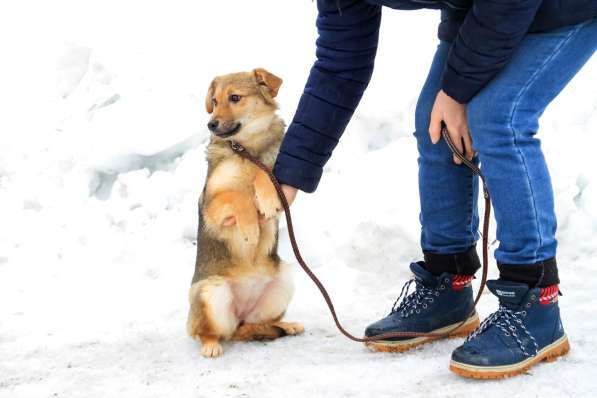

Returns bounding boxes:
[467,305,539,357]
[390,279,438,318]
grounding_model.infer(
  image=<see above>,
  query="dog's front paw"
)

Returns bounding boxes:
[222,215,236,226]
[256,194,282,220]
[254,171,282,220]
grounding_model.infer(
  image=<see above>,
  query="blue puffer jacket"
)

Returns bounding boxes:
[273,0,597,193]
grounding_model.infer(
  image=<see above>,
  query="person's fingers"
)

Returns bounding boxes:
[462,126,474,161]
[281,184,298,207]
[429,108,443,144]
[449,128,464,165]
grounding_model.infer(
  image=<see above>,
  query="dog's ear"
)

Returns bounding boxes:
[253,68,283,104]
[205,78,217,114]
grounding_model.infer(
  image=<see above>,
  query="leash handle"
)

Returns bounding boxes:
[229,130,490,343]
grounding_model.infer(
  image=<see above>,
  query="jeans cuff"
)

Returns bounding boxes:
[423,245,481,276]
[498,258,559,288]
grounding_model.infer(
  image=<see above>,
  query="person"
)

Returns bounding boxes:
[272,0,597,379]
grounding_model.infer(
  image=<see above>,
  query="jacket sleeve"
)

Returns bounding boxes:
[441,0,544,104]
[273,0,381,193]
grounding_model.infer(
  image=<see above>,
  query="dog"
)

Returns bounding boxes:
[187,68,304,358]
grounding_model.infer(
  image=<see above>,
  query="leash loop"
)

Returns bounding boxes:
[229,129,491,343]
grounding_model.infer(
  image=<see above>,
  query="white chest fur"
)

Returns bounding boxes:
[229,263,294,323]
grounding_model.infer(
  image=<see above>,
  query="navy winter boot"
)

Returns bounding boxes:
[364,262,480,352]
[450,280,570,379]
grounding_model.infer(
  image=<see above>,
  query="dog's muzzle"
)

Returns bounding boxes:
[208,121,242,138]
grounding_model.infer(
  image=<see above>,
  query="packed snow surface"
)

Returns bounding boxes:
[1,1,596,397]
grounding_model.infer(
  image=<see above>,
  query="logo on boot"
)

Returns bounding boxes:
[495,289,516,298]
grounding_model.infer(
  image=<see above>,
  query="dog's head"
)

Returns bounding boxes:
[205,68,282,141]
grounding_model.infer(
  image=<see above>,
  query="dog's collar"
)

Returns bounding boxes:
[229,141,245,153]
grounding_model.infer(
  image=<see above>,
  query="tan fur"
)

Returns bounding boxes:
[199,335,223,358]
[188,68,303,357]
[232,322,305,341]
[203,190,261,258]
[254,169,282,219]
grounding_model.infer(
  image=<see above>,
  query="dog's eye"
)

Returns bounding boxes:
[229,94,241,103]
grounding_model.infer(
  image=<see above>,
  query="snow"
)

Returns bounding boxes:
[1,1,597,397]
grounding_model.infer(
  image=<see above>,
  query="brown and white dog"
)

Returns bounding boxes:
[187,68,303,357]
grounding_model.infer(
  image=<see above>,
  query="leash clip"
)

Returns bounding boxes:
[230,141,245,152]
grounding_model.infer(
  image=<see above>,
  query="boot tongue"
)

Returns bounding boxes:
[487,279,530,307]
[410,262,439,287]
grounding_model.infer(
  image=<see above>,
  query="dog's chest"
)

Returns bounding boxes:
[206,158,254,195]
[231,275,274,319]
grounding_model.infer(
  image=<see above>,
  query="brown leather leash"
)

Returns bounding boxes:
[229,126,491,343]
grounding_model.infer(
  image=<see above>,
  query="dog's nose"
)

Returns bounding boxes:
[207,120,219,132]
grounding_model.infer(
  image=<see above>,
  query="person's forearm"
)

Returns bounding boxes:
[272,0,382,193]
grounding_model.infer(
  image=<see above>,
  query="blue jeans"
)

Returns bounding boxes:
[415,19,597,265]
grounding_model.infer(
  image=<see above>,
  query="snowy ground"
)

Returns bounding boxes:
[1,1,597,397]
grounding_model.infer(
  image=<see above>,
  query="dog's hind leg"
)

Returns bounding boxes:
[187,277,238,358]
[237,263,304,341]
[231,322,286,341]
[231,320,304,341]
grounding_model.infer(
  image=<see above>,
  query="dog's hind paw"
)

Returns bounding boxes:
[273,322,305,336]
[200,336,224,358]
[201,341,224,358]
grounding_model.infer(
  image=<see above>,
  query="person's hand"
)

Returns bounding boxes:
[280,184,298,208]
[429,89,475,164]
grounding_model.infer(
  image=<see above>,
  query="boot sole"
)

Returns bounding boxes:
[365,313,480,353]
[449,334,570,379]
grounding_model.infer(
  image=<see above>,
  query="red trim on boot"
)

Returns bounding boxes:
[452,275,474,291]
[539,284,559,305]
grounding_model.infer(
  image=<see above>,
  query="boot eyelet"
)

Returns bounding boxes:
[530,295,536,301]
[521,311,527,317]
[526,303,531,308]
[423,304,428,309]
[504,332,510,336]
[435,291,440,296]
[430,298,434,303]
[416,309,421,314]
[440,285,446,290]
